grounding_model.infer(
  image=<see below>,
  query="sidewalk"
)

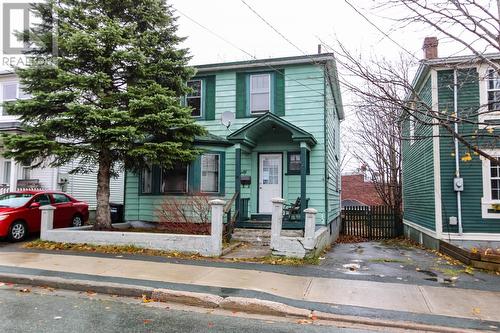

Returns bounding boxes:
[0,249,498,330]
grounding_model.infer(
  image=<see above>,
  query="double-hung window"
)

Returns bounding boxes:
[491,158,500,200]
[1,82,29,115]
[187,80,202,117]
[250,74,270,114]
[160,163,188,194]
[201,154,220,193]
[488,70,500,112]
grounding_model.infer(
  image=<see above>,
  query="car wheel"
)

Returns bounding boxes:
[9,221,27,242]
[71,214,83,228]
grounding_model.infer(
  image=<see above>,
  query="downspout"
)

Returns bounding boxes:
[453,69,463,234]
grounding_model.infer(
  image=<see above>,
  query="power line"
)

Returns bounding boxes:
[174,7,327,100]
[343,0,419,61]
[239,0,307,56]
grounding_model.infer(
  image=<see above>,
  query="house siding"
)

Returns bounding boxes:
[437,68,500,233]
[402,76,436,231]
[325,70,341,222]
[124,64,331,224]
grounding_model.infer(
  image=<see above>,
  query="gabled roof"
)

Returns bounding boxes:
[227,112,316,147]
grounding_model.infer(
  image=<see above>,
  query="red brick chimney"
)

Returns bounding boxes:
[422,37,438,59]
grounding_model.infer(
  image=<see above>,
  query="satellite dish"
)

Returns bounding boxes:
[221,111,235,129]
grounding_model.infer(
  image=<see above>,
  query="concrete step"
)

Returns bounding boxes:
[231,228,303,246]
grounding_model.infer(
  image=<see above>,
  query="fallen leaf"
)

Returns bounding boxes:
[297,319,312,325]
[472,307,481,315]
[86,290,96,296]
[142,295,154,303]
[143,319,151,324]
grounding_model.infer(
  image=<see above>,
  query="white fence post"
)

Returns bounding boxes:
[209,199,225,256]
[40,205,56,240]
[271,198,285,249]
[303,208,317,249]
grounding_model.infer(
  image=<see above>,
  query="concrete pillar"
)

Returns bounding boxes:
[304,208,317,239]
[40,205,56,240]
[8,158,18,191]
[271,198,285,249]
[209,199,225,256]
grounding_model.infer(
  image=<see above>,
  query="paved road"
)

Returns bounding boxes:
[0,287,375,333]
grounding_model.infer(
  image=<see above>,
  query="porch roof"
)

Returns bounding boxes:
[226,112,317,148]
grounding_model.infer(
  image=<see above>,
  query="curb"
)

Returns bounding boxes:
[0,273,487,333]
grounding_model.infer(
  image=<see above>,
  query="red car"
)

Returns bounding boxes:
[0,191,89,242]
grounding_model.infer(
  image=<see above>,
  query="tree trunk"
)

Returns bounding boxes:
[94,151,112,230]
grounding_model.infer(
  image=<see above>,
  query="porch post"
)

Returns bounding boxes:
[300,145,307,224]
[9,158,18,191]
[235,146,242,224]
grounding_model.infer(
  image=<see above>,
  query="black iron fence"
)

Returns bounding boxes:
[341,205,401,240]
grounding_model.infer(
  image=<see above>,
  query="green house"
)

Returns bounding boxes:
[402,44,500,249]
[123,54,344,232]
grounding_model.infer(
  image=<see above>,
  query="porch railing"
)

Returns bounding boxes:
[223,192,239,241]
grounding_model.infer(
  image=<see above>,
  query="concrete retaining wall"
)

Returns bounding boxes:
[270,198,334,258]
[39,200,225,257]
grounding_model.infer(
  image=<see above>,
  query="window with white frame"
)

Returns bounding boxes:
[250,74,270,113]
[200,154,219,193]
[409,113,415,145]
[480,151,500,218]
[187,80,202,117]
[3,161,10,184]
[21,166,31,180]
[2,83,18,102]
[487,69,500,112]
[160,163,188,194]
[491,158,500,200]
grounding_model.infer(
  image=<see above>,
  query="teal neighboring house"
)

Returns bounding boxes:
[124,54,344,232]
[403,38,500,249]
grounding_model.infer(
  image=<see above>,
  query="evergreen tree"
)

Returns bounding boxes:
[3,0,205,229]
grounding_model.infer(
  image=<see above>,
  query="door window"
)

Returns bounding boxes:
[262,158,279,184]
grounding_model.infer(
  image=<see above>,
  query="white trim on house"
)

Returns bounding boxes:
[431,69,443,239]
[403,219,438,238]
[442,232,500,241]
[477,64,500,128]
[480,148,500,218]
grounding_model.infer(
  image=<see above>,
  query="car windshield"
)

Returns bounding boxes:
[0,193,34,208]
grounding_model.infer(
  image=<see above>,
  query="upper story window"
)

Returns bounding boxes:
[2,83,17,101]
[1,82,29,101]
[187,80,202,117]
[250,73,270,114]
[487,69,500,111]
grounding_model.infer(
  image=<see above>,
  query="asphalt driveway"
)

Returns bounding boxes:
[318,238,500,291]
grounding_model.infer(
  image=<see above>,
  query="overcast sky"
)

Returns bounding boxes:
[170,0,443,172]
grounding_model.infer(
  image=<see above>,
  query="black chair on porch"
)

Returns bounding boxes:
[283,197,309,223]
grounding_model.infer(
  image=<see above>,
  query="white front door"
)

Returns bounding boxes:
[258,154,282,213]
